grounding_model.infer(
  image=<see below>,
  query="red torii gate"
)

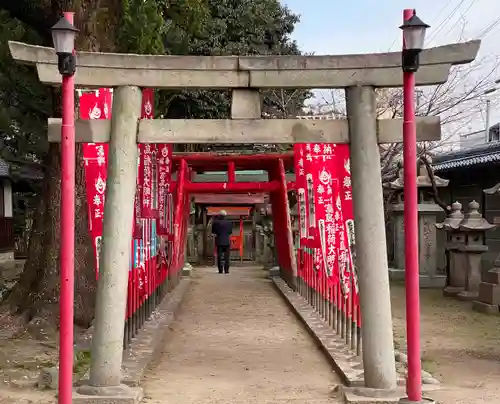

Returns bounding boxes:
[171,152,297,284]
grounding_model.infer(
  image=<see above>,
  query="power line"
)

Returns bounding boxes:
[426,0,468,44]
[429,0,457,25]
[441,0,478,38]
[477,15,500,38]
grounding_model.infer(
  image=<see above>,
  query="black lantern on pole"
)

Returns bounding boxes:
[51,17,79,76]
[399,11,429,73]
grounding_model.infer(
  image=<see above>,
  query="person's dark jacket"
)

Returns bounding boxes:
[211,216,233,246]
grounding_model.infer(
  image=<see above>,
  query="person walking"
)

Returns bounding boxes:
[211,210,233,274]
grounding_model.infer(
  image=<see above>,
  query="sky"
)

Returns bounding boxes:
[280,0,500,143]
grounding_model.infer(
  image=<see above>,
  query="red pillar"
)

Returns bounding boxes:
[268,159,295,286]
[173,159,187,271]
[228,161,236,183]
[268,166,283,271]
[58,11,76,404]
[403,8,422,402]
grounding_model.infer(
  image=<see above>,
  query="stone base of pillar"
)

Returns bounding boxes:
[74,384,143,404]
[340,386,436,404]
[472,300,500,315]
[398,399,435,404]
[455,290,479,301]
[443,286,463,297]
[182,262,193,277]
[269,266,280,277]
[388,268,446,288]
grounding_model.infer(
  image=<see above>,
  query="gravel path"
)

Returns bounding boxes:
[142,266,341,404]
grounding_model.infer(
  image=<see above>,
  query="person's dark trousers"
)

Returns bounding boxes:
[216,245,230,273]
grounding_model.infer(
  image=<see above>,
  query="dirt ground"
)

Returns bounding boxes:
[391,283,500,404]
[0,260,57,403]
[0,311,57,403]
[1,262,500,403]
[142,266,342,404]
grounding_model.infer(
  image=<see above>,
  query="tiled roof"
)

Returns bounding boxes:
[0,158,9,177]
[432,141,500,172]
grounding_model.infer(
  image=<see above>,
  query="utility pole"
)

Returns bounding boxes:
[484,87,497,142]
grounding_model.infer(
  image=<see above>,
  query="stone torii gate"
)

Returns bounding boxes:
[9,39,479,402]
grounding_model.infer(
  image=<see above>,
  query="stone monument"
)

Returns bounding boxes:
[388,157,449,287]
[436,202,466,296]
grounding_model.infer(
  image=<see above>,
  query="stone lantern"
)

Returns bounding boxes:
[473,183,500,314]
[435,201,465,296]
[387,156,449,287]
[289,202,299,250]
[256,204,275,268]
[455,201,495,301]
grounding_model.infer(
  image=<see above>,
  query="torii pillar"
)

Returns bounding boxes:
[8,37,479,401]
[347,86,397,387]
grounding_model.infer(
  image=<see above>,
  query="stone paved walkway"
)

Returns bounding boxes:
[141,265,342,404]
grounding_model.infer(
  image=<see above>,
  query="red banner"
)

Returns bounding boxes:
[157,144,172,235]
[294,143,356,298]
[336,145,358,305]
[306,143,337,301]
[138,89,157,219]
[80,89,112,276]
[80,87,173,320]
[139,144,157,217]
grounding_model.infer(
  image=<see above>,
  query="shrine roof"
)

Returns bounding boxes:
[433,141,500,172]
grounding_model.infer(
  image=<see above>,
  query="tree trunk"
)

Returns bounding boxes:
[1,0,122,328]
[6,142,96,327]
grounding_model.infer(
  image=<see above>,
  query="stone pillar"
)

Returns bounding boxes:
[455,201,494,301]
[346,86,397,389]
[231,89,261,119]
[258,206,275,269]
[387,158,448,288]
[88,86,142,388]
[195,224,204,264]
[435,202,466,297]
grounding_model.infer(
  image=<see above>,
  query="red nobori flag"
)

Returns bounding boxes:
[80,88,112,278]
[336,145,358,303]
[304,143,339,284]
[157,143,172,235]
[139,143,157,218]
[138,89,157,219]
[133,147,143,239]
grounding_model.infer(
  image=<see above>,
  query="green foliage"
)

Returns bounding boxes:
[0,0,307,159]
[156,0,309,151]
[0,10,51,163]
[73,349,92,377]
[118,0,166,54]
[161,0,209,54]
